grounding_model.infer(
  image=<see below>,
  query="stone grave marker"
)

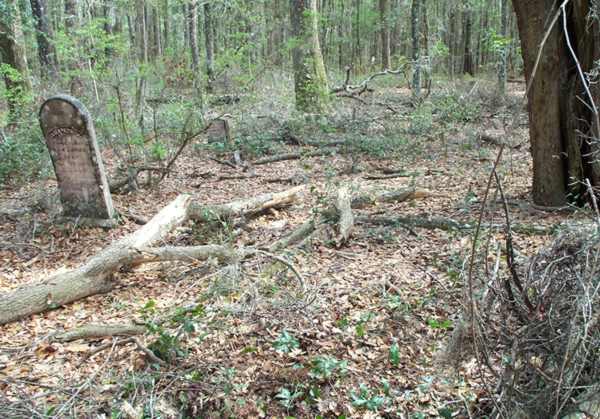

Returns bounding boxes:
[39,94,115,221]
[206,118,232,144]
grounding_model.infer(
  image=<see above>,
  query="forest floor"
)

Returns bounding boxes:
[0,78,591,418]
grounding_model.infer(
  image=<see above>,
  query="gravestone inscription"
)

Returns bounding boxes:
[39,95,115,220]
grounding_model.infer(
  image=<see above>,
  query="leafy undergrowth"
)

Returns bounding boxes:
[0,79,589,418]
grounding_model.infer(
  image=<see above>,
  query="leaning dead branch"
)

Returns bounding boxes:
[331,64,408,95]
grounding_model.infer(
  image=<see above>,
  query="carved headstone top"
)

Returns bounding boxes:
[39,94,115,220]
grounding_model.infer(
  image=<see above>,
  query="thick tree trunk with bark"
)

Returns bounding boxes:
[512,0,600,206]
[290,0,330,112]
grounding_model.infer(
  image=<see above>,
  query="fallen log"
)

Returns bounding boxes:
[189,186,304,221]
[0,187,302,325]
[0,195,192,325]
[53,324,146,342]
[252,150,334,166]
[356,215,469,231]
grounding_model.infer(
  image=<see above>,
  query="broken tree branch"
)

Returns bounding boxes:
[335,185,354,246]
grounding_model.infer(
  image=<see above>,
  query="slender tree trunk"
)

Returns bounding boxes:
[135,0,148,63]
[29,0,57,76]
[188,0,200,73]
[290,0,329,112]
[0,0,31,121]
[338,0,345,70]
[379,0,391,69]
[462,3,474,75]
[354,0,362,69]
[497,0,509,94]
[411,0,421,97]
[203,3,215,92]
[162,0,169,53]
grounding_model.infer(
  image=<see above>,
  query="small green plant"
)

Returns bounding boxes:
[273,330,300,353]
[350,384,387,412]
[275,386,304,410]
[389,342,400,367]
[309,356,347,381]
[141,300,205,362]
[386,295,411,312]
[355,312,374,338]
[427,318,453,330]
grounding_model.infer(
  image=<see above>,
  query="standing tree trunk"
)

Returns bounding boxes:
[353,0,362,69]
[411,0,421,98]
[462,3,474,75]
[379,0,390,70]
[0,0,31,121]
[290,0,330,113]
[497,0,509,94]
[30,0,57,76]
[203,2,215,92]
[512,0,600,206]
[188,1,200,73]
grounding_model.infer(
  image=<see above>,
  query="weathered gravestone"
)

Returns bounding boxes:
[39,95,115,221]
[206,118,232,144]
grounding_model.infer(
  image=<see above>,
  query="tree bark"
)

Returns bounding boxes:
[188,0,200,73]
[462,3,474,75]
[511,0,600,206]
[0,0,31,121]
[497,0,509,94]
[29,0,57,76]
[290,0,330,112]
[411,0,421,97]
[379,0,391,70]
[203,3,215,92]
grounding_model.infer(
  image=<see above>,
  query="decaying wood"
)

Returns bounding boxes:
[0,187,303,325]
[252,150,334,166]
[335,185,354,246]
[363,172,416,180]
[189,186,304,221]
[357,215,469,231]
[351,187,432,209]
[53,324,146,342]
[272,186,429,251]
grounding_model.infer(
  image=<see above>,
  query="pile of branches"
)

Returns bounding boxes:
[461,222,600,418]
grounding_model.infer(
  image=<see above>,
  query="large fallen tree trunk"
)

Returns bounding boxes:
[0,187,303,325]
[0,195,192,325]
